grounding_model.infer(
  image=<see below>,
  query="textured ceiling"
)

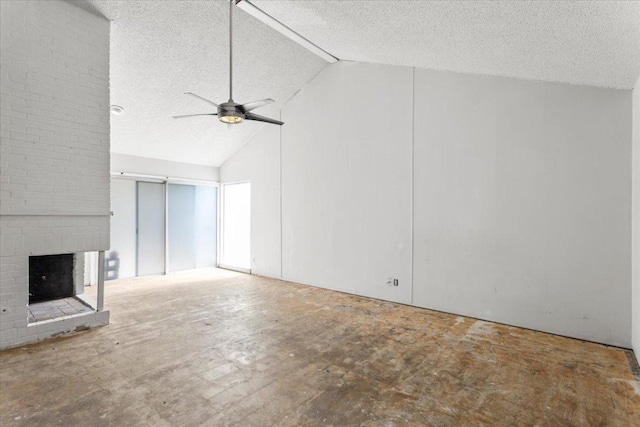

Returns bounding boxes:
[69,0,328,167]
[254,0,640,89]
[68,1,640,167]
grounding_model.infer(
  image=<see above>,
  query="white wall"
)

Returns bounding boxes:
[413,69,631,347]
[633,75,640,357]
[281,63,413,304]
[111,152,219,182]
[220,61,633,347]
[0,0,111,349]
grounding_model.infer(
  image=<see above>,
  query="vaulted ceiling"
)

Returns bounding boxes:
[71,1,640,167]
[70,0,328,167]
[253,0,640,89]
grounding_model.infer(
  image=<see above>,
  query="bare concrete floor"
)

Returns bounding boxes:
[1,268,639,426]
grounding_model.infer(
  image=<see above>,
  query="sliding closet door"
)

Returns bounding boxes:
[137,181,165,276]
[168,184,196,272]
[194,185,217,268]
[168,184,218,272]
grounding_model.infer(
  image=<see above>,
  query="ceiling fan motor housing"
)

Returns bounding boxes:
[218,101,245,123]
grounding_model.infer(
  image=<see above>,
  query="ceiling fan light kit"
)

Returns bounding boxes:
[173,0,283,126]
[218,107,245,124]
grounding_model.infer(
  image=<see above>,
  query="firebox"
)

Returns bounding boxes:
[29,254,75,304]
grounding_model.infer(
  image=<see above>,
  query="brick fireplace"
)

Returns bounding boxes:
[0,0,111,349]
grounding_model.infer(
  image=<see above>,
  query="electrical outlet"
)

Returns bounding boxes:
[387,278,399,287]
[393,279,399,286]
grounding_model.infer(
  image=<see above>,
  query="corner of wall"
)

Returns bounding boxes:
[632,74,640,358]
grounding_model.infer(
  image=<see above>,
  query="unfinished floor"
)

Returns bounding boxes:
[0,268,638,426]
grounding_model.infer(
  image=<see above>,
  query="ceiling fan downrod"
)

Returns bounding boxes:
[229,0,234,102]
[172,0,284,126]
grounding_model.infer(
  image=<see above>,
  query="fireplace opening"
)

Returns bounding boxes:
[29,254,75,304]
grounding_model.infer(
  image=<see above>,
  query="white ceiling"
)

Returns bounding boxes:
[69,0,328,167]
[70,1,640,167]
[255,0,640,90]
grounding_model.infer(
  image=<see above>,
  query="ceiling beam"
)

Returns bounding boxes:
[236,0,338,64]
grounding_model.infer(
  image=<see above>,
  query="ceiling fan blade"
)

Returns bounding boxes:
[245,112,283,126]
[241,98,274,112]
[184,92,219,108]
[172,113,217,119]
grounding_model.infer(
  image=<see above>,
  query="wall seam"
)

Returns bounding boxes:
[410,66,415,306]
[280,108,284,279]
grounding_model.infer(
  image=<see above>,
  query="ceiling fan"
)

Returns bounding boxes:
[173,0,283,126]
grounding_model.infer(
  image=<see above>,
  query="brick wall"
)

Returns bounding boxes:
[0,0,111,349]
